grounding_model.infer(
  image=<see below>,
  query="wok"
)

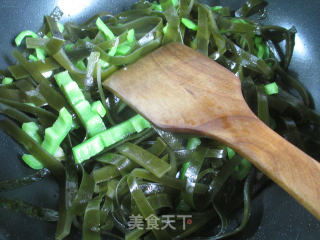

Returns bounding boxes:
[0,0,319,239]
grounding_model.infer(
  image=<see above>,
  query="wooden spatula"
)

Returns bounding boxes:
[103,42,320,220]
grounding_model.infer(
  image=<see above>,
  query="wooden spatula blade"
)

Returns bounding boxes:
[104,43,320,221]
[104,42,252,131]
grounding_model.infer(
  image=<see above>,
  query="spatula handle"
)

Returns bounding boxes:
[201,115,320,220]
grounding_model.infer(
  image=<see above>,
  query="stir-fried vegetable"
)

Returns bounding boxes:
[0,0,319,239]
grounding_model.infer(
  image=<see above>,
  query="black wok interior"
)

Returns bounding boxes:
[0,0,319,239]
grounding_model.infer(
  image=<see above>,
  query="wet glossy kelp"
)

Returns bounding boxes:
[0,0,320,239]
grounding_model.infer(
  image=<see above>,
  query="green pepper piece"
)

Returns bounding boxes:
[127,29,136,43]
[231,18,248,24]
[21,122,43,169]
[56,80,84,106]
[94,37,161,66]
[152,2,163,11]
[34,47,46,61]
[115,29,136,56]
[22,122,41,143]
[72,114,150,163]
[74,60,87,71]
[96,17,115,40]
[28,54,38,61]
[180,162,190,180]
[2,77,13,85]
[211,6,223,12]
[187,137,201,150]
[64,43,74,52]
[73,135,105,164]
[42,107,72,155]
[91,101,107,117]
[22,108,71,170]
[21,154,43,170]
[0,117,64,178]
[75,101,106,136]
[15,30,38,46]
[227,147,236,159]
[181,18,198,31]
[264,82,279,95]
[55,71,106,136]
[96,17,117,56]
[15,30,45,60]
[116,42,133,56]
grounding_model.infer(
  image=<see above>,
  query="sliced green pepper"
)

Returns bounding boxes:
[264,82,279,95]
[2,77,13,85]
[42,107,72,155]
[55,71,106,136]
[72,114,150,163]
[91,101,107,117]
